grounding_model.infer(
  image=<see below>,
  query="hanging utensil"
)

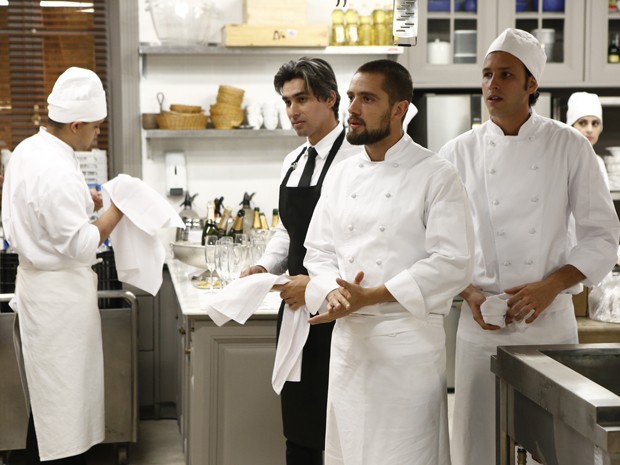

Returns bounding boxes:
[156,92,165,113]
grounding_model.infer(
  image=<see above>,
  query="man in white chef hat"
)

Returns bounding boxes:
[1,67,124,464]
[439,29,620,465]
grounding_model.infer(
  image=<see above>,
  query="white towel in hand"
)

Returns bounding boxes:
[102,174,184,295]
[480,294,509,328]
[199,273,310,395]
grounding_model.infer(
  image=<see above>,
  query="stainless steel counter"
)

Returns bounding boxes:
[492,343,620,465]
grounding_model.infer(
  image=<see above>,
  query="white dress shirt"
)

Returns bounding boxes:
[257,123,360,274]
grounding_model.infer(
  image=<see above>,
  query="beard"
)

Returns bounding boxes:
[346,111,391,145]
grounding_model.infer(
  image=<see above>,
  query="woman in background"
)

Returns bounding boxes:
[566,91,609,187]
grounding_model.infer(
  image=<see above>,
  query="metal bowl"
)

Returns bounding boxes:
[606,146,620,158]
[171,241,207,269]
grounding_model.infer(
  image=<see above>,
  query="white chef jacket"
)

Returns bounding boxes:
[439,110,620,465]
[440,111,619,296]
[2,127,100,269]
[1,127,105,460]
[256,124,359,275]
[303,134,474,465]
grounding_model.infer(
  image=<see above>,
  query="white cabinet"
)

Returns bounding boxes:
[404,0,619,88]
[181,315,285,465]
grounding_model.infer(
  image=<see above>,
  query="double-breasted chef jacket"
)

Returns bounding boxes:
[439,110,620,465]
[303,133,475,465]
[256,124,358,450]
[2,127,104,461]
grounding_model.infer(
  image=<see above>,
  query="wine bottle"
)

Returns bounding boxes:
[609,32,620,64]
[228,209,246,238]
[215,208,231,238]
[271,208,280,229]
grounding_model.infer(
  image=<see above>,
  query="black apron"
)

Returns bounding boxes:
[277,129,345,450]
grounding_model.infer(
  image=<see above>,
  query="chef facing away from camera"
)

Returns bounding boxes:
[1,67,124,464]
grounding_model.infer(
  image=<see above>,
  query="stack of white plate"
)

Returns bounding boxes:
[76,149,108,187]
[604,147,620,191]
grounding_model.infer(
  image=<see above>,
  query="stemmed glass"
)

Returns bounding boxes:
[203,235,218,292]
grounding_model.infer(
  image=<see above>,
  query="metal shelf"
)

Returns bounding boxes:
[145,128,300,139]
[139,43,404,56]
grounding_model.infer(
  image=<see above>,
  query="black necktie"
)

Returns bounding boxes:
[298,146,318,187]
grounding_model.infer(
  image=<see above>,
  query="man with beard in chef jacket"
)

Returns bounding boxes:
[439,29,620,465]
[241,57,358,465]
[1,67,124,464]
[302,59,475,465]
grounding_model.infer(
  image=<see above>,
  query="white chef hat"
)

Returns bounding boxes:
[566,92,602,127]
[47,67,107,123]
[485,28,547,83]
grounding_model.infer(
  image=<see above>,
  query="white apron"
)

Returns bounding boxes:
[325,313,450,465]
[450,294,578,465]
[14,261,105,461]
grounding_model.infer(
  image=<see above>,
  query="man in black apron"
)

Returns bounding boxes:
[241,57,357,465]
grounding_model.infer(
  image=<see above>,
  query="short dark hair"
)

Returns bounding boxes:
[355,59,413,106]
[46,118,67,129]
[273,57,340,120]
[523,65,540,107]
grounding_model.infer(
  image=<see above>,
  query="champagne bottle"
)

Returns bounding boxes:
[228,209,246,238]
[216,208,231,238]
[201,201,218,245]
[252,207,262,230]
[259,212,270,230]
[271,208,280,229]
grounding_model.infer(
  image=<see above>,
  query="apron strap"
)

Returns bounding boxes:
[316,129,345,186]
[281,146,308,186]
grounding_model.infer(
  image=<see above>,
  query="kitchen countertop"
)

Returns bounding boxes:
[166,257,281,318]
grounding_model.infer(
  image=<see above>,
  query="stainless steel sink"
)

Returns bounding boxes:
[492,343,620,465]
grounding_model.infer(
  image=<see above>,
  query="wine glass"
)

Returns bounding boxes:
[203,235,218,292]
[215,239,231,288]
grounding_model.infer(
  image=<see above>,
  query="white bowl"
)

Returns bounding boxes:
[606,147,620,158]
[171,241,207,269]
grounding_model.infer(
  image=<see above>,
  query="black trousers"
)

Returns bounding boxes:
[26,413,87,465]
[286,439,323,465]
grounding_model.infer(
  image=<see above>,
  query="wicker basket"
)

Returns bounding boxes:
[156,111,208,130]
[169,104,203,114]
[216,85,245,107]
[209,103,244,129]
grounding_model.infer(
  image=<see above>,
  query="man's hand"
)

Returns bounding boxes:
[505,265,585,325]
[90,188,103,211]
[240,265,267,278]
[277,275,310,310]
[460,285,501,331]
[309,272,368,325]
[504,281,557,324]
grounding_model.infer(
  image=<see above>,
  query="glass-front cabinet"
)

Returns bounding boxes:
[405,0,497,87]
[586,1,620,85]
[496,0,585,87]
[405,0,617,88]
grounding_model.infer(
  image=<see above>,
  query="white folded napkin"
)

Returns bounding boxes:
[480,294,509,328]
[199,273,310,394]
[102,174,185,295]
